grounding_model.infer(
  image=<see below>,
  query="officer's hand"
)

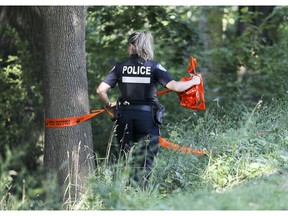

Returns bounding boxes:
[191,76,200,86]
[110,101,117,108]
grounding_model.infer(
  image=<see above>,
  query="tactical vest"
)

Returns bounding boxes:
[117,55,158,104]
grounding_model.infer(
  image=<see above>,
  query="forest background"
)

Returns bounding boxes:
[1,5,288,210]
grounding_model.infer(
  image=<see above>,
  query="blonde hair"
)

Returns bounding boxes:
[127,31,154,60]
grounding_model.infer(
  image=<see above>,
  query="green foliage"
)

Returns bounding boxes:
[73,159,161,210]
[0,55,43,166]
[0,147,47,210]
[148,172,288,210]
[0,147,16,210]
[1,5,288,210]
[205,6,288,111]
[199,99,288,191]
[0,24,44,210]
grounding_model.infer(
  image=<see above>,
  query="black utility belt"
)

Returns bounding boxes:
[122,104,152,112]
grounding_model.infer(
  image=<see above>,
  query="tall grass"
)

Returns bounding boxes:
[1,97,288,210]
[74,97,288,210]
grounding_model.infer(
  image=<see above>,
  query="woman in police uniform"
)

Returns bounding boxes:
[97,31,200,188]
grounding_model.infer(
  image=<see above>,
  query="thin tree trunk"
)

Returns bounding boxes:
[197,6,224,91]
[40,6,95,204]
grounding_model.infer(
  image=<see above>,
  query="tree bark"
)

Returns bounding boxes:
[40,6,95,203]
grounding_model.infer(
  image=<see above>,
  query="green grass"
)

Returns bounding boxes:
[149,171,288,210]
[1,98,288,210]
[73,98,288,210]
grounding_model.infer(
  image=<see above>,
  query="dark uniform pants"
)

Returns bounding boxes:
[114,108,159,187]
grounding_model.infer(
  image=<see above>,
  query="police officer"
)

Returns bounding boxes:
[97,31,200,188]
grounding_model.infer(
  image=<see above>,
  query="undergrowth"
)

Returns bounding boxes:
[1,97,288,210]
[75,97,288,210]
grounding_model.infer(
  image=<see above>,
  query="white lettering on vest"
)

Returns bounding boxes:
[122,66,151,75]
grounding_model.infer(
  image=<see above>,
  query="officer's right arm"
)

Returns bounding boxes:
[166,76,200,92]
[96,82,116,108]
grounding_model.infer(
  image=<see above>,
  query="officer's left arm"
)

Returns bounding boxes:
[166,76,200,92]
[154,63,200,92]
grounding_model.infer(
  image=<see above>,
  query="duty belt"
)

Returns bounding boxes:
[122,101,152,112]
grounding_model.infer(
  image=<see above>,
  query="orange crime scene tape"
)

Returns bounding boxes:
[45,108,206,156]
[45,109,113,128]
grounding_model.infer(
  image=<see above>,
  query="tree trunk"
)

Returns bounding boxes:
[40,6,95,203]
[197,6,224,92]
[237,6,276,45]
